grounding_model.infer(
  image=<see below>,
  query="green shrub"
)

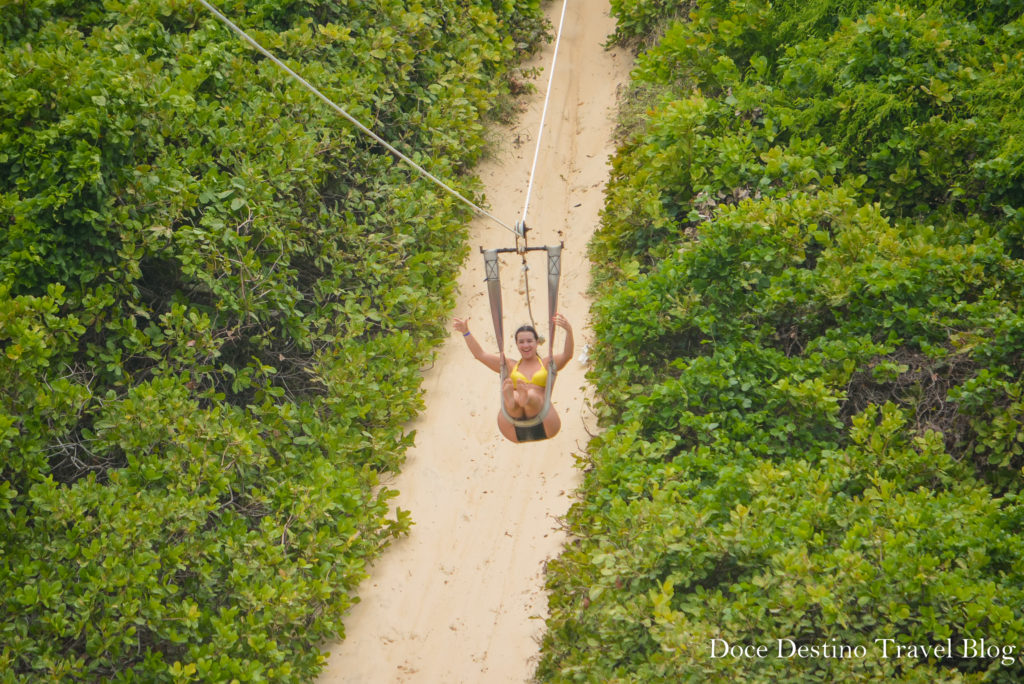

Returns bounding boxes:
[540,0,1024,681]
[1,0,545,679]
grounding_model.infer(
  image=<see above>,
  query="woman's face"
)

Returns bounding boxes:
[516,331,538,357]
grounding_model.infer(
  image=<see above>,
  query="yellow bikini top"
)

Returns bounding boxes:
[511,359,548,388]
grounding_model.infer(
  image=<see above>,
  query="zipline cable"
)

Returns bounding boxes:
[196,0,518,236]
[520,0,569,230]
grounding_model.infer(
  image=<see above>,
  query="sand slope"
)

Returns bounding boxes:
[318,3,630,681]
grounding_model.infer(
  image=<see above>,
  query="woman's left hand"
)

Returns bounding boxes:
[552,313,572,331]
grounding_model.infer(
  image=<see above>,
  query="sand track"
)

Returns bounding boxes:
[318,4,630,681]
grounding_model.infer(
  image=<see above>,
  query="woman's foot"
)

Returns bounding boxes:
[502,378,524,417]
[515,384,531,412]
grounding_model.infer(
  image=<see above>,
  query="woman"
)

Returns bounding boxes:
[452,313,574,443]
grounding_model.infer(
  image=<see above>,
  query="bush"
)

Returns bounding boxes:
[539,0,1024,681]
[1,0,545,679]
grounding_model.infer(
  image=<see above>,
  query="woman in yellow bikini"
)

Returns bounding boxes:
[452,313,574,443]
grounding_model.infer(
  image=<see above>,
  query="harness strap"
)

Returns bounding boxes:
[483,249,504,349]
[546,244,562,352]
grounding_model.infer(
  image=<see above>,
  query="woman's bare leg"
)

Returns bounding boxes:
[521,386,545,417]
[497,411,519,443]
[497,407,560,443]
[542,407,561,438]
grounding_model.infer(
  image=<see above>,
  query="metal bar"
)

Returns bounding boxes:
[480,245,554,255]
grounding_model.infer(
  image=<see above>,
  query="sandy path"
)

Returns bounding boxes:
[318,3,630,682]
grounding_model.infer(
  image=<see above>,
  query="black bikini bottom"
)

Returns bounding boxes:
[514,421,548,442]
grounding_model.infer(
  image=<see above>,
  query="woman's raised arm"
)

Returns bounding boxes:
[551,313,574,370]
[452,317,504,373]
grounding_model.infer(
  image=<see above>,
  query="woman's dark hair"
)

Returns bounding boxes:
[514,325,544,345]
[514,325,538,341]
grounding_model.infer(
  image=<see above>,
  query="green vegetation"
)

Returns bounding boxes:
[540,0,1024,681]
[0,0,544,680]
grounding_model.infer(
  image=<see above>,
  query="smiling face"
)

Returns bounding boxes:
[515,329,538,358]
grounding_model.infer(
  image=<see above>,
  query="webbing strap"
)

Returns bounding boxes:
[483,249,504,356]
[546,244,562,352]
